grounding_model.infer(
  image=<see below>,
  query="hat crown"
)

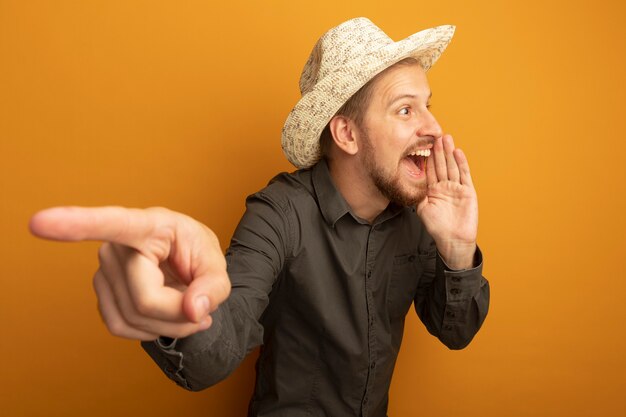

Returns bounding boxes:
[299,18,393,95]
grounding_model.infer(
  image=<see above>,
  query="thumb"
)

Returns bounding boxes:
[182,268,231,323]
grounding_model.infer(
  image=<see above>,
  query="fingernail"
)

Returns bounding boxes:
[195,296,210,319]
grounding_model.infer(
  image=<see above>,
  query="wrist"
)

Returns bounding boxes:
[436,241,477,270]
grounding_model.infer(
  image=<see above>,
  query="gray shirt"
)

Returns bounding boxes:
[142,158,490,417]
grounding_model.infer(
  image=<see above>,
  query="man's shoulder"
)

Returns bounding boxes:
[250,168,315,210]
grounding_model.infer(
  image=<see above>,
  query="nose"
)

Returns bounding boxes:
[416,108,442,141]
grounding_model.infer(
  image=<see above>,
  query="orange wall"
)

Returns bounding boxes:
[2,1,625,416]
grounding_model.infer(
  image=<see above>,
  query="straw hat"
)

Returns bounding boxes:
[281,17,455,169]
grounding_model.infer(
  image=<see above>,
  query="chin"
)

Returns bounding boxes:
[379,179,427,207]
[398,189,427,207]
[368,160,428,207]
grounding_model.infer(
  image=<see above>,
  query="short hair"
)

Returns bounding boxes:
[319,57,419,158]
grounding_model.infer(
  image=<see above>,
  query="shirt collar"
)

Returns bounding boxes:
[312,158,405,227]
[312,158,352,227]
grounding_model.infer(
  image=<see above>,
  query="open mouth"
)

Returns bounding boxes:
[403,149,431,177]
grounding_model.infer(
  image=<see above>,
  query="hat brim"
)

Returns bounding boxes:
[281,24,455,169]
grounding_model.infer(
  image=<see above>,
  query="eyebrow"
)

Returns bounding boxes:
[387,92,432,107]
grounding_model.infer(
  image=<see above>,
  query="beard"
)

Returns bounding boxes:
[360,129,428,207]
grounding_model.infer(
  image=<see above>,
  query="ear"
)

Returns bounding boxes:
[329,115,359,156]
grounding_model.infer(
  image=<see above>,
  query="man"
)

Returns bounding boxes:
[30,17,489,417]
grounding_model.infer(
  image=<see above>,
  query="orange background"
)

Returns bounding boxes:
[2,1,625,416]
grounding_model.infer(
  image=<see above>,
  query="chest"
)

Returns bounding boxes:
[276,213,435,323]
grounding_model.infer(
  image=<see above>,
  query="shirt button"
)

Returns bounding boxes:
[367,271,372,278]
[450,288,461,295]
[408,255,416,262]
[363,397,368,404]
[446,311,455,318]
[444,325,453,331]
[452,276,462,282]
[371,361,376,369]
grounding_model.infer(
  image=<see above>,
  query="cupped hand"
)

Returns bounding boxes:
[417,134,478,269]
[29,206,231,341]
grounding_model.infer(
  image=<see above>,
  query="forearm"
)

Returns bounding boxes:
[141,293,264,391]
[140,191,290,390]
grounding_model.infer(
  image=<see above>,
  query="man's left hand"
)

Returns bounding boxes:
[417,134,478,270]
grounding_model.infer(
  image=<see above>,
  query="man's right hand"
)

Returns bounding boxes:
[29,206,231,341]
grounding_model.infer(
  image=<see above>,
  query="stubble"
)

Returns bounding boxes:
[360,129,428,207]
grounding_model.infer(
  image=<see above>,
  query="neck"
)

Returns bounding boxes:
[327,157,389,223]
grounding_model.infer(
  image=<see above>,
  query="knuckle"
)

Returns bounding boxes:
[105,318,128,338]
[145,207,178,241]
[133,294,158,316]
[92,271,103,292]
[97,243,111,264]
[92,272,112,300]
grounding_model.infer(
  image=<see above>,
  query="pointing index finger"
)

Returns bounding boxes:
[29,206,174,252]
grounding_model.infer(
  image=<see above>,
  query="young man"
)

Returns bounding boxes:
[31,17,489,417]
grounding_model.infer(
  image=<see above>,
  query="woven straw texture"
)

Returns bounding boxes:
[281,17,455,169]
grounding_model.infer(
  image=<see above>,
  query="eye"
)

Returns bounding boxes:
[399,107,410,116]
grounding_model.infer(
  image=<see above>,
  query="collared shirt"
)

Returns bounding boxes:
[142,159,490,417]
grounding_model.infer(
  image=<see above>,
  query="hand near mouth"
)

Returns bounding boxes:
[416,134,479,270]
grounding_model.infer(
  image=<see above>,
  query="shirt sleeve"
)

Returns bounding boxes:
[140,191,291,391]
[413,246,490,350]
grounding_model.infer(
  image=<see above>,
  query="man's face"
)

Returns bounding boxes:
[357,63,442,206]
